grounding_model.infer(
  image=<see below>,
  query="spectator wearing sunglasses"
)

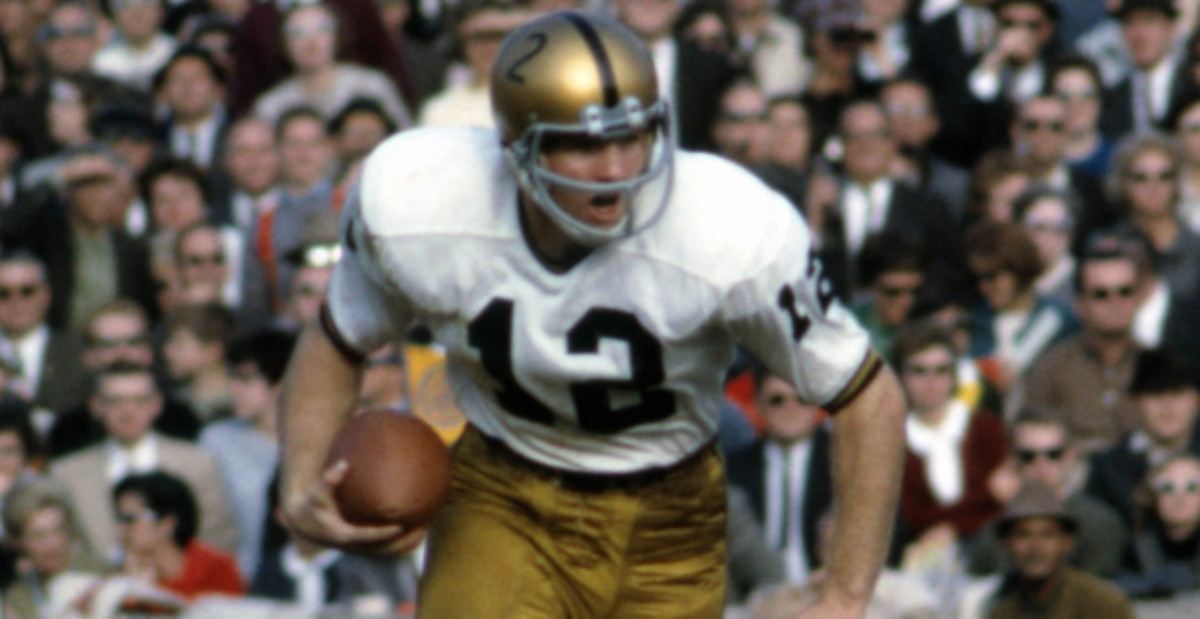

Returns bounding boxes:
[1109,133,1200,301]
[174,222,242,312]
[0,251,91,420]
[968,408,1127,577]
[850,231,927,361]
[1009,95,1110,237]
[893,321,1007,563]
[1113,453,1200,598]
[1086,348,1200,531]
[1022,235,1144,456]
[724,364,834,586]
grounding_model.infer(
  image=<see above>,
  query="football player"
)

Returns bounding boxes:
[278,10,905,617]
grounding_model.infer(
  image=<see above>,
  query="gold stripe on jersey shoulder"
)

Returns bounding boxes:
[822,350,884,414]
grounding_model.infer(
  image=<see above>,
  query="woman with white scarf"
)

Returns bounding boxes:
[893,322,1009,565]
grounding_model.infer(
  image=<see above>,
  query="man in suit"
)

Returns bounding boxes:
[0,251,91,416]
[880,78,972,222]
[612,0,741,153]
[816,99,967,304]
[1086,348,1200,530]
[217,116,281,232]
[1009,94,1113,241]
[155,46,233,225]
[47,299,201,458]
[1101,0,1189,139]
[908,0,1002,165]
[49,365,237,563]
[726,367,833,584]
[969,409,1128,577]
[239,109,332,325]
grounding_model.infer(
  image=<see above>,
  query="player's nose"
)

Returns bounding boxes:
[594,142,640,181]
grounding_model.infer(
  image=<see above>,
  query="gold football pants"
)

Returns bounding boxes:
[418,427,727,618]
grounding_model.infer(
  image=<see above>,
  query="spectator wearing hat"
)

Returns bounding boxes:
[92,0,177,92]
[92,101,162,189]
[10,146,159,334]
[982,481,1135,618]
[1113,454,1200,598]
[1101,0,1191,138]
[1086,348,1200,530]
[969,409,1128,578]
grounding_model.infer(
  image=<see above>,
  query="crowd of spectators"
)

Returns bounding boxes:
[0,0,1199,616]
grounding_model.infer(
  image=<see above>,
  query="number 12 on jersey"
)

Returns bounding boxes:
[467,298,676,434]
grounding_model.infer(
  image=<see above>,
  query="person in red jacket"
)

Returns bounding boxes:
[892,321,1009,560]
[112,471,244,600]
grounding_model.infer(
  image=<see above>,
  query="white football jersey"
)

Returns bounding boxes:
[327,127,877,473]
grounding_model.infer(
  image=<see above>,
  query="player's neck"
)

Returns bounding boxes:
[519,196,590,273]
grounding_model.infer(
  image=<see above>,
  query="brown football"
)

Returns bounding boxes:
[324,410,453,528]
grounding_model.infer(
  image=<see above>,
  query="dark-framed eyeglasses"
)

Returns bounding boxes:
[1016,447,1066,465]
[1086,286,1135,302]
[0,285,41,301]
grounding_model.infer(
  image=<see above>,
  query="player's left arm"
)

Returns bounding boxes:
[806,360,905,617]
[722,196,905,616]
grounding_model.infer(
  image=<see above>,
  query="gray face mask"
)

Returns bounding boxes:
[504,97,676,248]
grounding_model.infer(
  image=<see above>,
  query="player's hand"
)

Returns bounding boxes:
[281,459,409,553]
[789,585,867,619]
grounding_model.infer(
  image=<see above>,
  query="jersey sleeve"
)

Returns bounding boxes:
[721,211,881,412]
[324,181,415,355]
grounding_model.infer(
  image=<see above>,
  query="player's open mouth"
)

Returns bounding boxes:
[586,194,624,226]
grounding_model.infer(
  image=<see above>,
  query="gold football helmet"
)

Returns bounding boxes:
[491,10,673,247]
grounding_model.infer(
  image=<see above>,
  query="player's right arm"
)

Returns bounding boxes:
[279,184,418,554]
[278,317,421,553]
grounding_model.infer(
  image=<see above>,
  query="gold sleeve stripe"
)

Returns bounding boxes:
[822,350,884,414]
